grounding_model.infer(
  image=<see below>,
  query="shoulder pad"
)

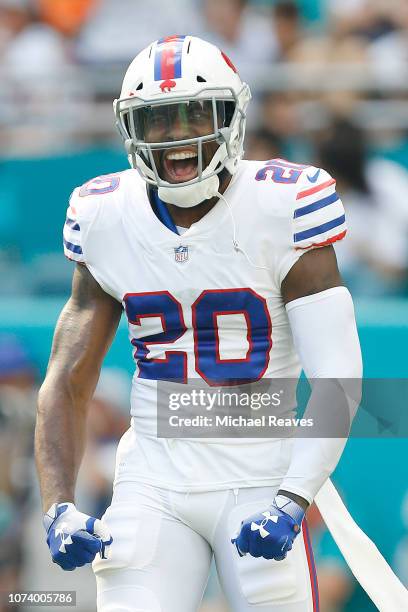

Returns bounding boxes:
[292,166,346,251]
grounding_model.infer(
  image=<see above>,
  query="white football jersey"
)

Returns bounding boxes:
[63,159,346,491]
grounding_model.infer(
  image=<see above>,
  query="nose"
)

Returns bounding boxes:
[167,112,190,141]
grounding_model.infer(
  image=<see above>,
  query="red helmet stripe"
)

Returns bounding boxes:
[154,35,186,81]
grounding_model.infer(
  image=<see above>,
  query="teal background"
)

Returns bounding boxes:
[0,150,127,261]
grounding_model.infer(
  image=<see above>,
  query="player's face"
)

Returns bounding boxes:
[135,100,222,184]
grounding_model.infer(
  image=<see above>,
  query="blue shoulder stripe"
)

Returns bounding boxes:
[294,192,339,218]
[65,217,80,231]
[64,239,83,255]
[294,215,345,242]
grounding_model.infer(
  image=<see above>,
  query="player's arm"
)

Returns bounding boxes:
[278,244,362,505]
[35,264,122,569]
[281,243,342,303]
[279,245,342,513]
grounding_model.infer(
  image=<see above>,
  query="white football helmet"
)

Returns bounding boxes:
[113,35,251,207]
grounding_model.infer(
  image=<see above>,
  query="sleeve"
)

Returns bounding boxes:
[279,287,362,503]
[292,167,347,251]
[277,166,347,285]
[63,188,86,265]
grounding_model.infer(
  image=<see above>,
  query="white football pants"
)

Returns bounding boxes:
[93,482,318,612]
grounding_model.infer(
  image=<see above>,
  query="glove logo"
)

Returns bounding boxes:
[232,496,305,560]
[251,511,279,538]
[55,530,73,553]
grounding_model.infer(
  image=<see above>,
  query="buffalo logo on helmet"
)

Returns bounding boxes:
[160,79,177,93]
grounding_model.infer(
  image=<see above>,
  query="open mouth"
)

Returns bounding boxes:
[162,148,198,183]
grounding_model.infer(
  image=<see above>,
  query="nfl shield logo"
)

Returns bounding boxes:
[174,245,189,263]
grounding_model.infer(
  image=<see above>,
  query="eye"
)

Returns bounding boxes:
[188,104,211,122]
[193,111,208,121]
[149,112,167,129]
[150,113,164,125]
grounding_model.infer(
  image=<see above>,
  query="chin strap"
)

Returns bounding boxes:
[158,173,220,208]
[153,139,230,209]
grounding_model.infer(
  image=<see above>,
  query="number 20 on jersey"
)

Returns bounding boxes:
[124,288,272,386]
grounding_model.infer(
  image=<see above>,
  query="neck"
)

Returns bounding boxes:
[167,172,232,228]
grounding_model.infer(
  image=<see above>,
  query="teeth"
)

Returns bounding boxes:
[166,151,198,160]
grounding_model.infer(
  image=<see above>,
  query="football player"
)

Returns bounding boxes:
[35,35,362,611]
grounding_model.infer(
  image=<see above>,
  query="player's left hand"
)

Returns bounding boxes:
[231,494,306,561]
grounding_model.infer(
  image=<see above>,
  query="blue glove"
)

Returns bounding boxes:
[43,502,113,571]
[231,495,305,561]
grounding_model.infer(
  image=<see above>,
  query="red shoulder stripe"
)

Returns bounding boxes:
[295,229,347,250]
[297,178,336,200]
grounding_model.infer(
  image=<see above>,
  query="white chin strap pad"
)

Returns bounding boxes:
[155,141,229,208]
[158,174,220,208]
